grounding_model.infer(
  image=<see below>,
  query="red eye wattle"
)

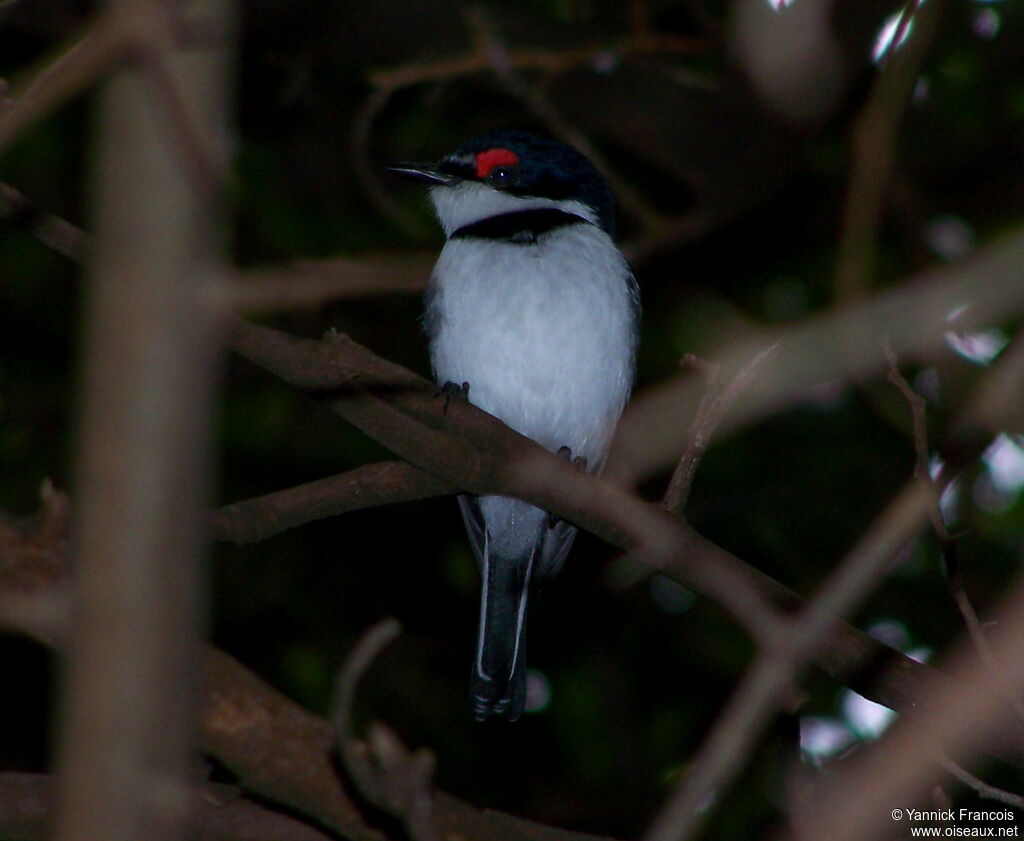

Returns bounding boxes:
[475,148,519,178]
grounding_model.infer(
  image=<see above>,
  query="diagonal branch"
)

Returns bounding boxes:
[225,313,785,643]
[220,314,1024,774]
[5,188,1024,767]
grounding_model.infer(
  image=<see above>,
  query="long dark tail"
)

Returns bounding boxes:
[470,531,536,721]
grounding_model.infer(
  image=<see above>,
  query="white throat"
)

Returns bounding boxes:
[429,181,599,237]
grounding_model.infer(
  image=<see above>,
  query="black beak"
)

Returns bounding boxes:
[387,162,460,186]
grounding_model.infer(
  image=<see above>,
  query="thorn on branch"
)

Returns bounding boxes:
[333,619,439,841]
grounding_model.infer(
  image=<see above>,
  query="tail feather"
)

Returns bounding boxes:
[458,493,575,721]
[471,531,535,721]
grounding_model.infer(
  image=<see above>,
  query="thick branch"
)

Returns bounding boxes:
[0,773,337,841]
[225,314,782,641]
[51,2,235,840]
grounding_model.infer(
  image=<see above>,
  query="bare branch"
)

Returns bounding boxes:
[938,757,1024,812]
[833,0,939,300]
[51,1,235,840]
[0,773,339,841]
[0,503,620,841]
[645,476,942,841]
[610,226,1024,486]
[220,313,1024,776]
[213,461,452,545]
[662,344,778,516]
[644,329,1024,841]
[366,32,704,91]
[885,332,1024,729]
[0,182,89,262]
[224,313,784,642]
[219,253,434,313]
[0,11,130,153]
[783,571,1024,841]
[333,620,439,841]
[5,182,1024,769]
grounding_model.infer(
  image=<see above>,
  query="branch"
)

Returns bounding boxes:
[6,187,1024,769]
[644,328,1024,841]
[0,500,621,841]
[938,757,1024,811]
[0,11,130,153]
[884,337,1024,729]
[333,620,439,841]
[219,314,1024,775]
[0,182,89,262]
[213,461,451,545]
[220,253,435,313]
[0,773,338,841]
[662,345,777,516]
[224,314,783,642]
[833,0,939,300]
[610,225,1024,486]
[784,569,1024,841]
[51,1,235,840]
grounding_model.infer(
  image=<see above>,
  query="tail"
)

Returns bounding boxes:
[470,531,535,721]
[458,494,576,721]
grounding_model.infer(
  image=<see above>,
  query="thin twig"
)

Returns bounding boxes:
[6,192,1024,766]
[213,461,453,544]
[350,86,429,239]
[609,226,1024,487]
[663,344,779,516]
[644,330,1024,841]
[0,182,90,261]
[0,11,131,153]
[644,477,940,841]
[333,620,440,841]
[467,7,664,230]
[938,756,1024,811]
[784,574,1024,841]
[366,32,704,91]
[883,338,1024,729]
[833,0,940,300]
[219,252,434,312]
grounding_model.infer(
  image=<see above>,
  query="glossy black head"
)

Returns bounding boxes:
[390,131,617,236]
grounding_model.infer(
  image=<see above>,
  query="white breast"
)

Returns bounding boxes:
[426,223,637,467]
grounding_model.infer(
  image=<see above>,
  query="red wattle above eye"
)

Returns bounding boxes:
[475,148,520,178]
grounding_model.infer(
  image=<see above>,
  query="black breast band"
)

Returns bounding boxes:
[450,208,589,244]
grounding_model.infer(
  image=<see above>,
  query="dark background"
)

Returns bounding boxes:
[1,0,1023,837]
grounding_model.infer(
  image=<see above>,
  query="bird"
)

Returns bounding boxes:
[390,131,639,721]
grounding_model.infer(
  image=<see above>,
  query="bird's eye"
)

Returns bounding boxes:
[487,166,517,188]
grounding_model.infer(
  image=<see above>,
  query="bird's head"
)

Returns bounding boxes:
[389,131,616,238]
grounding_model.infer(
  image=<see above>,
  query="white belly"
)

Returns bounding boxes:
[426,224,637,466]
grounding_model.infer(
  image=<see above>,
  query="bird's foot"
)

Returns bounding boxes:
[436,380,470,415]
[549,447,588,528]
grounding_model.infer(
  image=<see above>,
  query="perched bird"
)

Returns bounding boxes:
[390,131,639,721]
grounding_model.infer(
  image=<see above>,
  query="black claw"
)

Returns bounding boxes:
[549,447,588,528]
[437,380,470,414]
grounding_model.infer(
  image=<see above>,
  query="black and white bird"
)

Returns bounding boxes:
[390,131,639,721]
